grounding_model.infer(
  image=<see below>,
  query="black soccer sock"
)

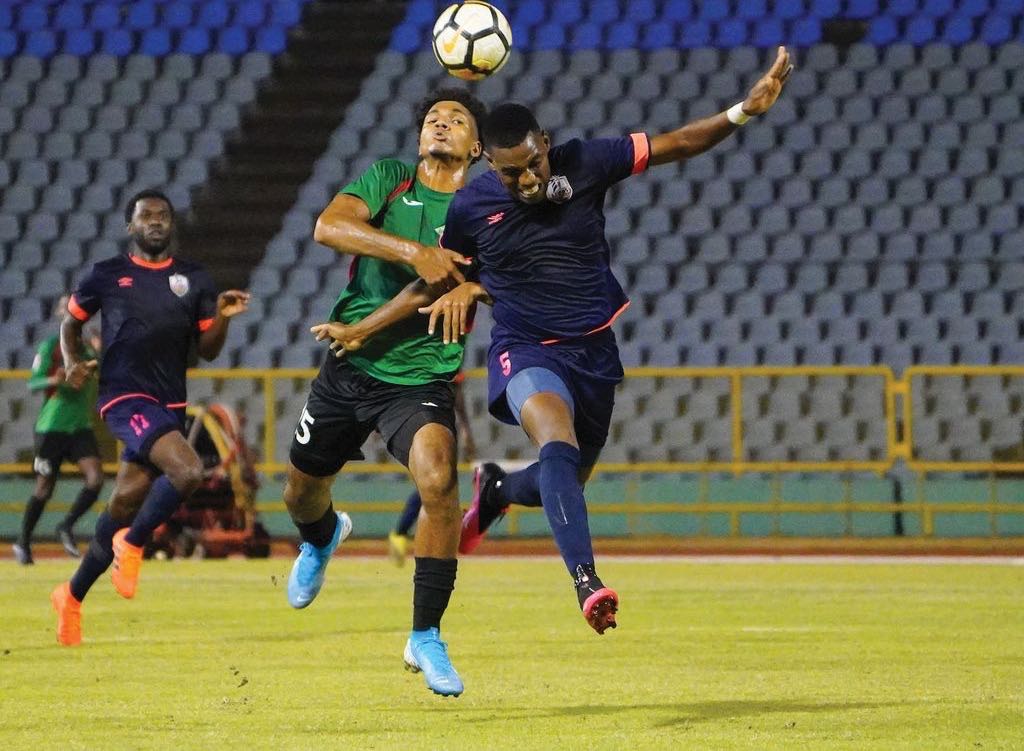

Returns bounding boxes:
[296,504,338,549]
[412,557,458,632]
[69,512,123,602]
[19,495,47,546]
[62,486,101,529]
[395,491,422,536]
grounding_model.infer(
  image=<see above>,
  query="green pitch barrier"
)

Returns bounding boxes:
[2,474,1023,541]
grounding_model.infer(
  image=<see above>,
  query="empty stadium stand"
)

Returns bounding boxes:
[1,0,1023,468]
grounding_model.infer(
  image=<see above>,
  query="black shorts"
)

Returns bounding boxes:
[33,429,100,477]
[289,358,457,477]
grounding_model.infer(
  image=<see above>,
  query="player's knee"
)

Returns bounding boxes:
[108,495,140,522]
[168,458,203,497]
[414,462,458,503]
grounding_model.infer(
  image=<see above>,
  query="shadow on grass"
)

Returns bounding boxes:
[450,698,909,727]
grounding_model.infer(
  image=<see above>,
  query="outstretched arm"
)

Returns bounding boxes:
[311,279,438,357]
[649,46,792,166]
[314,194,469,287]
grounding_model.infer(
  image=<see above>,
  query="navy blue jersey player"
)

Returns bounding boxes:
[50,189,250,646]
[418,47,793,634]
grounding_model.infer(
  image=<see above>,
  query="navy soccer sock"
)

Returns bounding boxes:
[538,442,594,574]
[63,486,100,529]
[296,504,338,549]
[495,462,542,508]
[69,512,123,602]
[124,476,183,547]
[396,491,422,536]
[412,557,458,632]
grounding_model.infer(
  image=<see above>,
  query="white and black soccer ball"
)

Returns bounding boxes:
[432,2,512,81]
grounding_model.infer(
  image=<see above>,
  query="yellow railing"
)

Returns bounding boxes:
[2,365,1023,475]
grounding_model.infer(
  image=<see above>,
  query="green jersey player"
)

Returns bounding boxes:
[283,87,486,698]
[15,296,103,565]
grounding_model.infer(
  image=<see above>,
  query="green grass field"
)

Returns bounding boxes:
[2,556,1022,750]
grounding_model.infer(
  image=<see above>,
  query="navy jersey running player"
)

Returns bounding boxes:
[423,47,793,635]
[51,189,249,646]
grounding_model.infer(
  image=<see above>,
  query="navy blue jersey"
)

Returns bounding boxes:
[68,254,217,414]
[441,134,650,346]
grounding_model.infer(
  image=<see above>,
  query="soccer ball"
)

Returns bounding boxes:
[432,2,512,81]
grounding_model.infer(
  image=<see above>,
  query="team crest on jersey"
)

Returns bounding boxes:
[168,273,189,297]
[546,174,573,203]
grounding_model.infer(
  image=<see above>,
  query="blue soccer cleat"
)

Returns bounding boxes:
[403,627,464,697]
[287,511,352,609]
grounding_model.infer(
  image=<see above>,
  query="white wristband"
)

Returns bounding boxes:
[726,102,752,125]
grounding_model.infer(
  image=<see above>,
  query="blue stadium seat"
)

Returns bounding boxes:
[533,25,567,50]
[980,14,1014,44]
[163,2,194,29]
[571,23,603,50]
[218,26,251,55]
[54,4,87,31]
[640,22,674,50]
[102,29,134,56]
[867,16,900,45]
[90,2,121,31]
[549,0,583,25]
[256,26,287,54]
[17,4,49,32]
[24,31,58,57]
[127,1,158,30]
[680,21,712,48]
[661,1,694,23]
[906,17,939,45]
[606,23,639,50]
[65,30,97,56]
[791,18,822,46]
[141,28,173,56]
[0,30,17,57]
[198,0,232,29]
[271,0,303,27]
[235,0,268,28]
[846,0,880,19]
[716,19,748,47]
[179,28,212,55]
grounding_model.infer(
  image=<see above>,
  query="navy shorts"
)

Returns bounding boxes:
[487,328,623,452]
[102,397,186,466]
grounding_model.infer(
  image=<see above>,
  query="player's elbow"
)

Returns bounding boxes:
[313,210,351,247]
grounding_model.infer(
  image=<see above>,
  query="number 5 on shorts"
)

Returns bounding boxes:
[499,351,511,377]
[295,405,315,445]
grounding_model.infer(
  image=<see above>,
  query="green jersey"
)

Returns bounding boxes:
[330,159,464,385]
[29,334,98,433]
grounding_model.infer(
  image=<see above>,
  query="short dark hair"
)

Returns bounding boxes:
[414,87,488,137]
[482,103,541,150]
[125,189,174,224]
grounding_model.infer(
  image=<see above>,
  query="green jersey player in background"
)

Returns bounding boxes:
[283,87,486,697]
[14,295,103,565]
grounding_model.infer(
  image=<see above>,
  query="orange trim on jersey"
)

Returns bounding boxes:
[128,255,173,270]
[67,295,92,322]
[540,301,631,345]
[630,133,650,174]
[197,318,215,332]
[166,402,188,409]
[98,392,160,417]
